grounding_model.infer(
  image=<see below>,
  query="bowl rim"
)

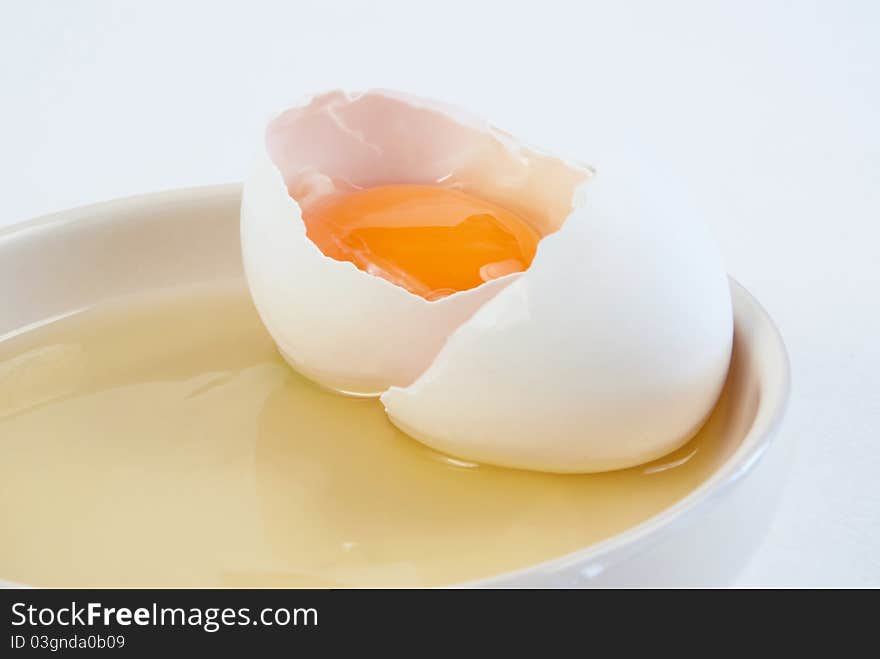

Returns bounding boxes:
[0,185,791,588]
[470,280,790,586]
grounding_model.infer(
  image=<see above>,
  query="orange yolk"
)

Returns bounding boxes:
[301,185,540,300]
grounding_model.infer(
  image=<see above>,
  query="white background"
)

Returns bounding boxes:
[1,1,877,586]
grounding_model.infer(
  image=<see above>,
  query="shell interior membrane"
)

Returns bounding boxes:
[266,90,589,240]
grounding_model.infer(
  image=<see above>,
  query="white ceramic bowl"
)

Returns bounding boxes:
[0,185,790,587]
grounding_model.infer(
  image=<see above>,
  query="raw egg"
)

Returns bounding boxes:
[241,89,733,472]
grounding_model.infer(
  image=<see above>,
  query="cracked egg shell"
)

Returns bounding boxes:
[382,164,733,473]
[241,90,590,395]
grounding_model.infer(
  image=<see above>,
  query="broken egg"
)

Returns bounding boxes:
[240,89,733,472]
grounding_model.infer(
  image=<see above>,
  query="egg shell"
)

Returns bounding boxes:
[381,165,733,473]
[241,90,590,395]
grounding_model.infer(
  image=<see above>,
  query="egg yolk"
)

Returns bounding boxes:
[301,185,541,300]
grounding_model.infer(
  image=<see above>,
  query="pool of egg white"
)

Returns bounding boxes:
[0,283,741,587]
